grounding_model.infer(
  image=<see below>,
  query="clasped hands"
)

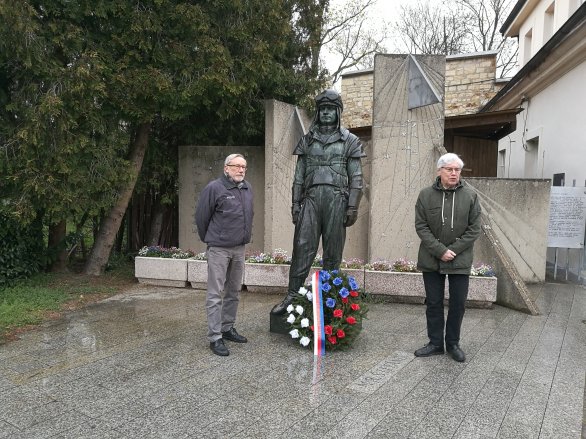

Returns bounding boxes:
[440,249,457,262]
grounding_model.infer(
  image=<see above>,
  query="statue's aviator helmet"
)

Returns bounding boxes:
[315,89,343,112]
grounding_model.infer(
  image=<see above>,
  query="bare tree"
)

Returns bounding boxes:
[457,0,518,77]
[395,0,518,77]
[395,1,470,55]
[322,0,389,84]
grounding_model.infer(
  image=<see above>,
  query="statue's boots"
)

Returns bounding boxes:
[270,290,297,315]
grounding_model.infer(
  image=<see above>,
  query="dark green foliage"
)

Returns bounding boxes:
[0,0,327,274]
[0,212,45,286]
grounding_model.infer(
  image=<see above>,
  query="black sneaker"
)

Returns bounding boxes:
[222,327,248,343]
[210,339,229,356]
[414,343,444,357]
[446,344,466,362]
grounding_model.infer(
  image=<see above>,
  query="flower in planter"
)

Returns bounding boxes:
[391,258,418,272]
[365,260,393,271]
[138,246,195,259]
[246,248,291,264]
[340,258,365,269]
[471,263,495,277]
[287,269,368,351]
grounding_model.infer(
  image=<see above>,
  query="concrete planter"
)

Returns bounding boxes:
[187,259,208,289]
[244,263,290,287]
[364,270,497,306]
[135,258,496,306]
[135,256,188,287]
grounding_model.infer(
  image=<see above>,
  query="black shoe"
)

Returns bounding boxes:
[210,339,229,356]
[414,343,444,357]
[221,327,248,343]
[447,344,466,362]
[270,295,294,315]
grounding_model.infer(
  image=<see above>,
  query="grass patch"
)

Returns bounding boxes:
[0,283,69,328]
[0,258,136,344]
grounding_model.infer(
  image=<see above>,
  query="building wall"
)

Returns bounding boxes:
[369,54,445,263]
[496,62,586,185]
[515,0,580,69]
[469,178,551,283]
[444,53,505,116]
[341,52,505,128]
[341,70,374,129]
[178,145,265,255]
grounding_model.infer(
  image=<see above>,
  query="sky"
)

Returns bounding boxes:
[325,0,419,86]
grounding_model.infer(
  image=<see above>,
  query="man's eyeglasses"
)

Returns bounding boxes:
[226,164,247,170]
[441,167,462,174]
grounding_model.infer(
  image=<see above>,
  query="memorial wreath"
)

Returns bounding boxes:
[286,269,368,351]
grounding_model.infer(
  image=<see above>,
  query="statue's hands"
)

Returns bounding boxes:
[344,207,358,227]
[291,203,301,225]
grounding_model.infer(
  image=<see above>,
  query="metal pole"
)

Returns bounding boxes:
[554,247,558,280]
[566,248,569,281]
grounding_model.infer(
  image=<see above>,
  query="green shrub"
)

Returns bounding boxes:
[0,213,46,286]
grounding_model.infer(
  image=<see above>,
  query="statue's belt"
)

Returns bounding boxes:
[305,159,347,167]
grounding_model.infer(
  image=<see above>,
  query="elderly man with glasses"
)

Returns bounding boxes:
[414,152,481,362]
[195,153,253,356]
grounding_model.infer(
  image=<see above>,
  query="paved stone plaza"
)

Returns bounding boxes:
[1,282,584,438]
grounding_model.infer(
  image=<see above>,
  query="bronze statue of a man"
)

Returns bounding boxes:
[271,89,365,315]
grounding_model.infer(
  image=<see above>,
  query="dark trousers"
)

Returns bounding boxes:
[287,185,347,296]
[422,271,469,347]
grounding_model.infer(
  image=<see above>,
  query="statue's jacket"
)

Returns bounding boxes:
[292,127,364,198]
[415,177,481,275]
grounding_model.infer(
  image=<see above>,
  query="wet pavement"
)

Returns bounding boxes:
[1,282,585,438]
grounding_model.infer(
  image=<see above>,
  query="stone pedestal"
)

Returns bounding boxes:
[269,313,289,334]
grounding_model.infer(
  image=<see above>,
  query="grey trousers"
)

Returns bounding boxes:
[206,245,245,342]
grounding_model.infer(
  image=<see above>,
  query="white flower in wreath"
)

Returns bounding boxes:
[289,329,300,339]
[300,336,310,346]
[286,304,294,313]
[298,287,308,296]
[295,305,304,315]
[300,318,309,328]
[286,313,296,324]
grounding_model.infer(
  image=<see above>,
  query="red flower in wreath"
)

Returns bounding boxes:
[342,297,348,304]
[333,309,343,318]
[351,303,360,311]
[327,336,337,345]
[337,329,346,339]
[350,290,359,297]
[324,325,333,335]
[346,316,357,325]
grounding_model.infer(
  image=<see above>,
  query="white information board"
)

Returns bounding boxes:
[547,186,586,248]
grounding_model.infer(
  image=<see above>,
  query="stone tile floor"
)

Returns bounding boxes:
[0,282,584,438]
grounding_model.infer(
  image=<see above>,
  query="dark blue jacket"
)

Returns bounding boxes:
[195,175,253,247]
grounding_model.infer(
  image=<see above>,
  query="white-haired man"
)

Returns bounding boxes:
[414,153,481,362]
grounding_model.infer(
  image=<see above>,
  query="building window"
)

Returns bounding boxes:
[543,2,555,43]
[498,149,506,178]
[524,137,539,178]
[553,173,565,186]
[523,28,533,65]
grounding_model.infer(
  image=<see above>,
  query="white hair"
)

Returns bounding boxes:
[437,153,463,169]
[224,153,245,166]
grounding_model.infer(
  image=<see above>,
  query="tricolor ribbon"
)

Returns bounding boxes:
[312,270,326,356]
